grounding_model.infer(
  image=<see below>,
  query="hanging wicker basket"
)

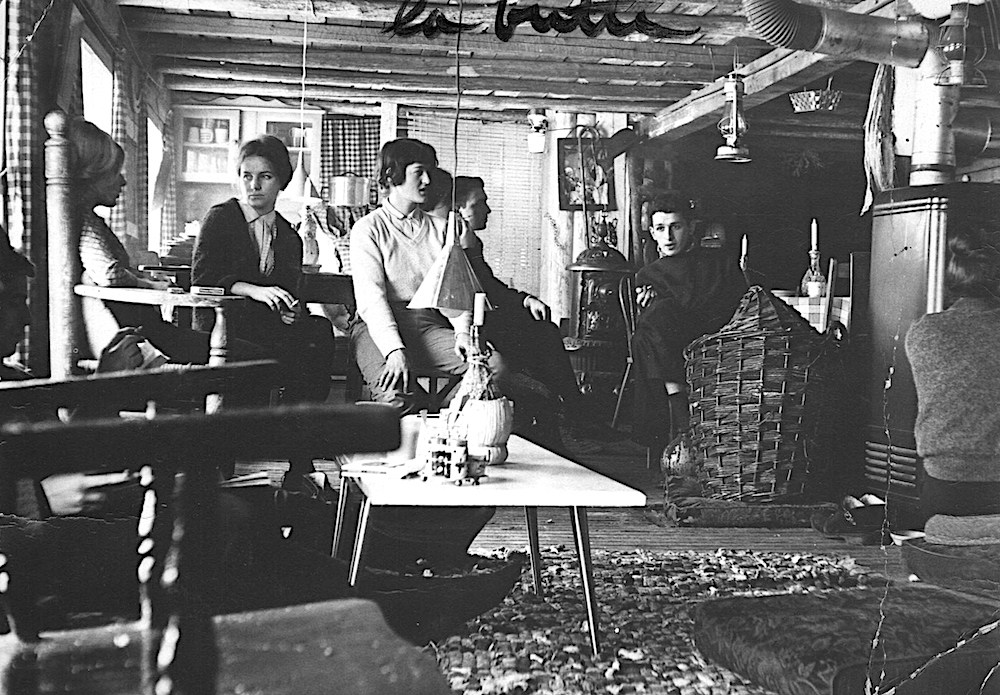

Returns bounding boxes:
[789,78,843,113]
[684,286,842,503]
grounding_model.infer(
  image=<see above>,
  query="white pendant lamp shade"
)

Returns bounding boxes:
[408,212,488,316]
[285,152,321,203]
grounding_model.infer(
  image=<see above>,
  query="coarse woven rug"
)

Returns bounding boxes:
[428,546,882,695]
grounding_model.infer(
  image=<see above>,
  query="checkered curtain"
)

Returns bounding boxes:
[159,110,178,251]
[322,114,379,235]
[135,99,148,246]
[109,57,127,239]
[4,0,49,370]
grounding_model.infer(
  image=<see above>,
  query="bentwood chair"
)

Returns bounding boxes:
[0,369,448,694]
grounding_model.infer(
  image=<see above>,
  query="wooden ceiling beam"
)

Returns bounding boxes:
[156,59,699,102]
[118,0,749,40]
[122,9,764,61]
[639,0,894,142]
[164,76,671,113]
[139,35,737,84]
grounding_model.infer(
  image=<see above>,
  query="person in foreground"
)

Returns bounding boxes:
[192,134,336,491]
[0,238,352,620]
[630,192,747,456]
[905,224,1000,518]
[348,139,500,570]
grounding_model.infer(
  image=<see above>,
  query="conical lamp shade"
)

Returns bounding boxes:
[285,152,322,203]
[408,212,489,317]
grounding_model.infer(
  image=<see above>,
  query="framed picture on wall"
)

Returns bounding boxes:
[556,137,617,212]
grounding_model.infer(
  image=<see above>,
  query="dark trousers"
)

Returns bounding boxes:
[351,308,507,414]
[484,307,582,414]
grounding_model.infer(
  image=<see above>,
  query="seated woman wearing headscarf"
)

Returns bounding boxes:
[631,193,747,456]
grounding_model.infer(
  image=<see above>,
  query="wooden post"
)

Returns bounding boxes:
[44,111,82,380]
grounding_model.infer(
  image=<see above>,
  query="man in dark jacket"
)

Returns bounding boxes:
[451,175,621,445]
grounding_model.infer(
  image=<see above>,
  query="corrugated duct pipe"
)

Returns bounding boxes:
[742,0,930,66]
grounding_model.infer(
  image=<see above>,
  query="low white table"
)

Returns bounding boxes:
[333,435,647,655]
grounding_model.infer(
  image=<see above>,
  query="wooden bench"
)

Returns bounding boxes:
[0,367,448,694]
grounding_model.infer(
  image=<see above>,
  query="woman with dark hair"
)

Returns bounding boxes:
[905,225,1000,517]
[192,135,336,489]
[630,192,747,454]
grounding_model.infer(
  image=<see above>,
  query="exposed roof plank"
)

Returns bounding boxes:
[118,0,748,39]
[121,9,761,60]
[156,59,701,101]
[165,76,672,113]
[146,37,736,86]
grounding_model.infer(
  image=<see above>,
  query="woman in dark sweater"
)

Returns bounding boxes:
[192,135,336,487]
[905,225,1000,517]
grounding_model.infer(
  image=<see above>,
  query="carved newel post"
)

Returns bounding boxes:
[44,110,82,380]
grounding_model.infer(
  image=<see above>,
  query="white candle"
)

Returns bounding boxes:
[473,292,487,326]
[810,218,818,252]
[741,234,748,261]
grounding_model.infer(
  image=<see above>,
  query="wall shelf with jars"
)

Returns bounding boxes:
[175,108,240,183]
[242,108,323,185]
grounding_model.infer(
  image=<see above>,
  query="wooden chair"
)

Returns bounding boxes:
[0,369,449,694]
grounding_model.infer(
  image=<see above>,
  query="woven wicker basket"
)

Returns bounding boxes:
[685,286,840,503]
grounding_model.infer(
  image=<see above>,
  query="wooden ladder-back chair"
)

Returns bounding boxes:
[0,369,449,694]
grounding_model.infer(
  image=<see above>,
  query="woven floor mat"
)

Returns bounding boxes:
[430,546,883,694]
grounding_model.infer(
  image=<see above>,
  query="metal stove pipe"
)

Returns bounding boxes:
[743,0,931,66]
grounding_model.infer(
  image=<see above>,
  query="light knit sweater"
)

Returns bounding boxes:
[350,203,472,356]
[905,296,1000,482]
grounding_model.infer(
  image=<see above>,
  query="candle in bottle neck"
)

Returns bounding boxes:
[473,292,487,326]
[741,234,748,261]
[810,218,818,252]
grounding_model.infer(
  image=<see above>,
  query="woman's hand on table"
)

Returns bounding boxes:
[379,348,411,394]
[141,277,174,291]
[236,282,297,312]
[636,284,657,309]
[41,470,135,516]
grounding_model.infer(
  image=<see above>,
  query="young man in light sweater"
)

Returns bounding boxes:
[349,140,507,413]
[348,139,501,571]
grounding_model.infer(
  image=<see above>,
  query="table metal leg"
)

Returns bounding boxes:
[524,506,543,596]
[331,475,352,559]
[348,496,372,587]
[570,505,600,656]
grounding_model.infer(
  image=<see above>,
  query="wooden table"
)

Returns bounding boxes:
[74,285,245,411]
[334,435,647,655]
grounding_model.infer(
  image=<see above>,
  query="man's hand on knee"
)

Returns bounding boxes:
[379,348,411,394]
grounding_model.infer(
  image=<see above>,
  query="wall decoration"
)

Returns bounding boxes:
[556,137,617,212]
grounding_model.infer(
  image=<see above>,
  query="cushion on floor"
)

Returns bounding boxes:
[692,584,1000,695]
[902,537,1000,597]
